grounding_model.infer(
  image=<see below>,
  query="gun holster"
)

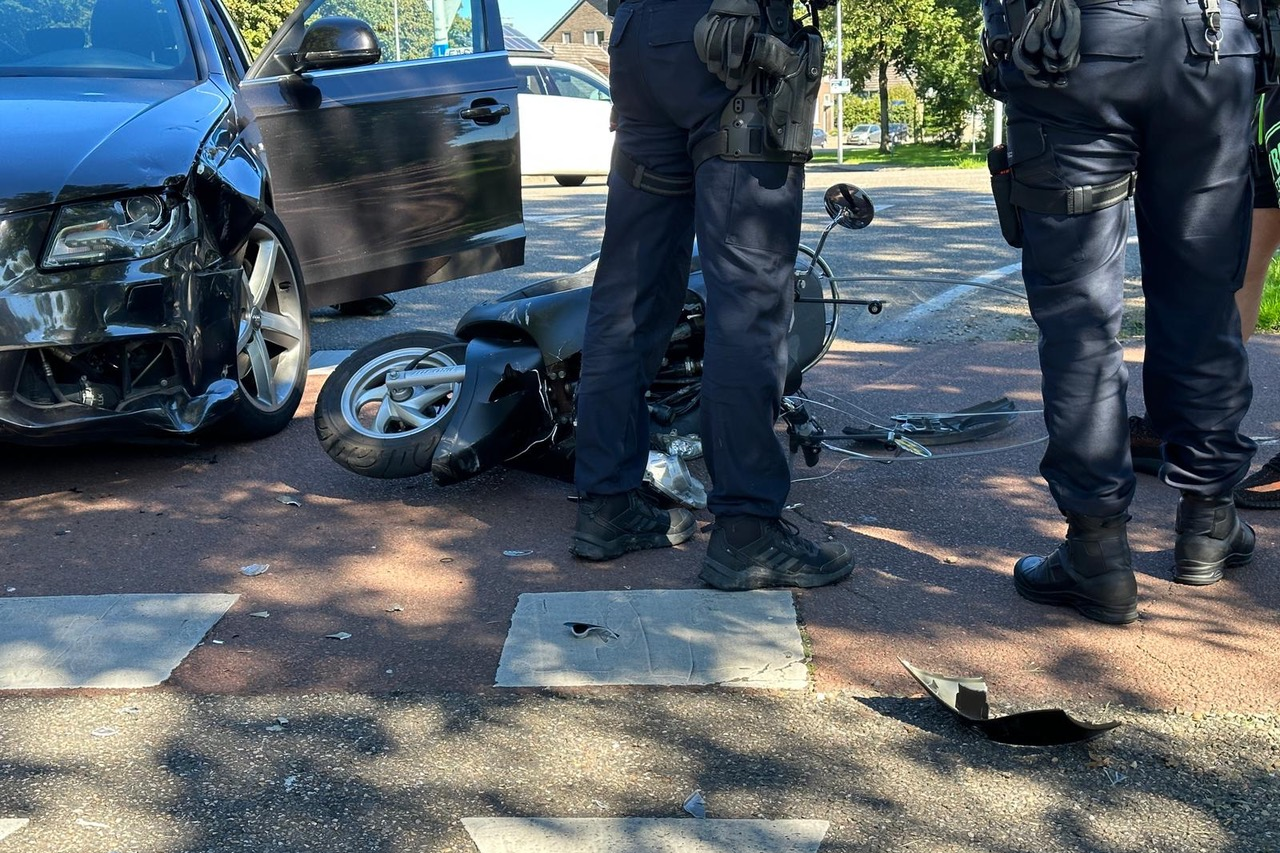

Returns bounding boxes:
[988,144,1024,249]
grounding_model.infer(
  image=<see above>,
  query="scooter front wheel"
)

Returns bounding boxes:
[315,331,466,479]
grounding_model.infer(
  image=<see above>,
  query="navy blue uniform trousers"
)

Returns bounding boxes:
[573,0,804,519]
[1002,0,1257,517]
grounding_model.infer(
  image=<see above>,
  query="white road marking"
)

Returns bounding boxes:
[0,820,28,844]
[495,589,808,689]
[879,261,1024,333]
[0,594,238,690]
[462,818,829,852]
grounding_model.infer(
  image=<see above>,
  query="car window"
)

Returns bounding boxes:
[0,0,197,79]
[301,0,486,63]
[513,66,546,95]
[542,65,609,101]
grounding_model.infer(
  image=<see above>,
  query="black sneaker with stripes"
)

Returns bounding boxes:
[699,517,853,591]
[571,489,697,561]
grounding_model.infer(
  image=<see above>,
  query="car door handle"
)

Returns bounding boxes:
[460,102,511,124]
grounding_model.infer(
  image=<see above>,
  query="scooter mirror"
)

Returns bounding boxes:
[823,184,875,230]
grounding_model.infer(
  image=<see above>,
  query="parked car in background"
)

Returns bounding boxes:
[0,0,523,445]
[812,127,828,148]
[846,123,882,146]
[889,123,910,144]
[510,56,613,187]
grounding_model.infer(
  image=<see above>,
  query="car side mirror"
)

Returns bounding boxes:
[292,17,381,74]
[823,184,874,230]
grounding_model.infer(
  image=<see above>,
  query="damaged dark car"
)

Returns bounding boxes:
[0,0,523,444]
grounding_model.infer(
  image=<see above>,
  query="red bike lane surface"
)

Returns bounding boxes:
[0,339,1276,714]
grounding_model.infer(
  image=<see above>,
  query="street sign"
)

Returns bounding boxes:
[830,77,852,94]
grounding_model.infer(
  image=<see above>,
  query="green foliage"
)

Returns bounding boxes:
[221,0,473,60]
[821,0,985,146]
[810,142,985,168]
[1258,258,1280,332]
[223,0,294,56]
[842,84,915,131]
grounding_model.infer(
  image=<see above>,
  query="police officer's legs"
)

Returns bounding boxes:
[1014,198,1139,624]
[571,169,698,560]
[692,157,852,590]
[1134,40,1256,585]
[570,2,702,561]
[1001,26,1144,622]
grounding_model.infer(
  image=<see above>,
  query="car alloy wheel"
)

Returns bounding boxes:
[229,212,310,438]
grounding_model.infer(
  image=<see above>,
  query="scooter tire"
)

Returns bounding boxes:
[315,331,466,479]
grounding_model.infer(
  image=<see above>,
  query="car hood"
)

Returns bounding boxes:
[0,77,231,215]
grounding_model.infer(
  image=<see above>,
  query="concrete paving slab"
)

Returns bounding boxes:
[494,590,808,689]
[0,594,238,690]
[461,818,828,852]
[0,820,27,844]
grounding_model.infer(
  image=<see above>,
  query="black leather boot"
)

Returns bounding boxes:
[1014,512,1138,625]
[1173,493,1255,585]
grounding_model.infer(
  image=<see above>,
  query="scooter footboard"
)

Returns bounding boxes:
[431,339,549,486]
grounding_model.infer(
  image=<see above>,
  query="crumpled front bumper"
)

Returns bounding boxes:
[0,207,242,444]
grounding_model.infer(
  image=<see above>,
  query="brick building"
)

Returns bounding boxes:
[540,0,612,76]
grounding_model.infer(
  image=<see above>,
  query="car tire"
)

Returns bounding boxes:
[314,331,465,479]
[222,210,310,440]
[555,175,587,187]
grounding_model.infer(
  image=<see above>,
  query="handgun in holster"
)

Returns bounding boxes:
[987,144,1023,249]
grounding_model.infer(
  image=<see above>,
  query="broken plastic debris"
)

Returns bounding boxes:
[284,775,298,791]
[276,497,302,507]
[683,789,707,818]
[211,639,225,645]
[644,450,708,509]
[90,727,118,738]
[385,604,404,612]
[240,563,269,576]
[4,587,15,593]
[503,549,534,557]
[265,725,284,732]
[900,659,1119,746]
[564,622,619,642]
[249,611,270,618]
[325,632,352,640]
[117,706,140,715]
[75,818,109,829]
[652,430,703,460]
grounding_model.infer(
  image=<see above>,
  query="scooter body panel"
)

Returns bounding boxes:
[431,339,550,486]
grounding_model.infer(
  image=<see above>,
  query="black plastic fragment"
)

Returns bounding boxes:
[900,658,1119,746]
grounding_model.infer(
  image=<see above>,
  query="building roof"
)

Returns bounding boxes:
[503,22,553,57]
[539,0,611,42]
[546,42,610,76]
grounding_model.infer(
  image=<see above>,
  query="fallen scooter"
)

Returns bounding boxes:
[313,184,1027,500]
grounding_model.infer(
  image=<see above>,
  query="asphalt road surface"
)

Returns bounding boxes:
[1,168,1276,853]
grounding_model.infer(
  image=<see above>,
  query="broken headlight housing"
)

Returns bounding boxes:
[43,193,190,268]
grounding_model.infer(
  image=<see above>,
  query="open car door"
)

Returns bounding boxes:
[239,0,523,307]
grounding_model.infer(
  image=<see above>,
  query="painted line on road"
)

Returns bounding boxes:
[882,261,1024,332]
[0,594,238,690]
[462,818,829,853]
[494,589,808,689]
[309,350,353,372]
[0,820,27,844]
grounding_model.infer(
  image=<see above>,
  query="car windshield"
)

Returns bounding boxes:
[853,124,875,133]
[0,0,197,79]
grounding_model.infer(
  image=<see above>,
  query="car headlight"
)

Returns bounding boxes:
[43,193,190,268]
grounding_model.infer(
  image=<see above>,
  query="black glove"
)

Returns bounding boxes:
[1012,0,1081,88]
[694,0,761,89]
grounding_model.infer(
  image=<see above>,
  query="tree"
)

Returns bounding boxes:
[822,0,984,149]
